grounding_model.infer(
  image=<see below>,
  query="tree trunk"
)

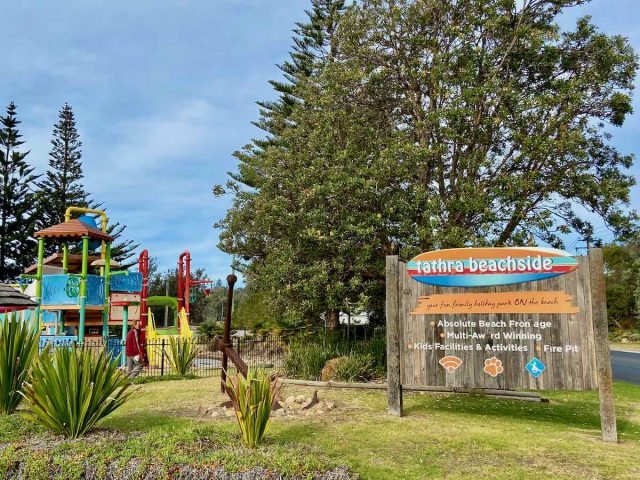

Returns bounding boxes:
[326,309,340,331]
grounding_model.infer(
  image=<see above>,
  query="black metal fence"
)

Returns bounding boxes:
[41,335,288,378]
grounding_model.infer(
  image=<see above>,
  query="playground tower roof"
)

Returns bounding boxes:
[24,253,101,274]
[34,219,114,242]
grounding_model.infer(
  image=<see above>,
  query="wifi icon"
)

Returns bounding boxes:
[439,356,463,373]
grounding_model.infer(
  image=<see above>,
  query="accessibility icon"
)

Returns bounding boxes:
[526,358,545,378]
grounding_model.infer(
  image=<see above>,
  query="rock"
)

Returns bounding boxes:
[326,402,335,410]
[321,356,349,381]
[302,390,319,410]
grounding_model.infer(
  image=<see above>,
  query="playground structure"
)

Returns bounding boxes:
[19,207,211,355]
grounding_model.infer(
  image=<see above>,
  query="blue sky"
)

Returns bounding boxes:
[1,0,638,280]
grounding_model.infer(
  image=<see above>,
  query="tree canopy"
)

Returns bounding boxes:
[217,0,638,327]
[0,102,39,281]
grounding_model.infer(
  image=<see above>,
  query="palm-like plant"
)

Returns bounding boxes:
[164,337,198,375]
[224,370,280,448]
[20,345,133,438]
[0,315,40,414]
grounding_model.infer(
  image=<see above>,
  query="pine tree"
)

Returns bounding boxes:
[37,103,90,229]
[252,0,346,142]
[107,220,140,269]
[222,0,347,191]
[215,0,348,328]
[34,104,139,267]
[0,102,40,281]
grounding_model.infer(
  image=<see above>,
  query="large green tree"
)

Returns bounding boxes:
[217,0,638,327]
[0,102,40,281]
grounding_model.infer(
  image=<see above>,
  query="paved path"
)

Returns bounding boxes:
[611,350,640,385]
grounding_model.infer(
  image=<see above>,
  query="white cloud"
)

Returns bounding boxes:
[97,98,229,174]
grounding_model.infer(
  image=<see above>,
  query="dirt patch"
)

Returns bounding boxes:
[197,393,337,420]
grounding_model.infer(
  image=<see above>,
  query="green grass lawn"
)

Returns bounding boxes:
[2,376,640,479]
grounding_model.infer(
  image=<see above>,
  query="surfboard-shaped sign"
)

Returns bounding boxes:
[407,247,579,287]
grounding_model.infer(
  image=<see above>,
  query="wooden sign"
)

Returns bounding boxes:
[386,249,617,442]
[411,291,579,315]
[407,247,578,287]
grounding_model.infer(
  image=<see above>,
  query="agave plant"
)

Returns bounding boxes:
[164,337,198,375]
[224,370,280,448]
[0,315,40,414]
[20,345,133,438]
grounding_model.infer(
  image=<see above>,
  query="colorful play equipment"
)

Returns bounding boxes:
[20,207,210,356]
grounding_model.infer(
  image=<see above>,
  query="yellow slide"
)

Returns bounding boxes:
[145,307,193,366]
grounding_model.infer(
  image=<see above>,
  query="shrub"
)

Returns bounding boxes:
[332,353,375,382]
[354,336,386,374]
[284,340,335,380]
[224,370,280,448]
[0,316,40,414]
[164,338,198,375]
[284,333,386,381]
[20,345,133,438]
[198,320,223,340]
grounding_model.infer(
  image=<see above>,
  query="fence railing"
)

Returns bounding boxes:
[40,335,288,378]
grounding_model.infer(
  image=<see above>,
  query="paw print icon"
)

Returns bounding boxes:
[483,357,504,377]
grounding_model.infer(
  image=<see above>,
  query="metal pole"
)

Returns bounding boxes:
[177,257,183,312]
[221,274,237,393]
[121,306,129,367]
[161,338,166,376]
[121,306,129,342]
[34,237,45,331]
[62,242,69,273]
[78,236,89,343]
[102,242,111,338]
[185,252,191,321]
[231,254,235,314]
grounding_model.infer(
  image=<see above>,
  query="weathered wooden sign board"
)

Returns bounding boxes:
[386,248,617,442]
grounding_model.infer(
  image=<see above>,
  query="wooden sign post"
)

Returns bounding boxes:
[588,249,617,442]
[386,247,617,442]
[386,255,402,416]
